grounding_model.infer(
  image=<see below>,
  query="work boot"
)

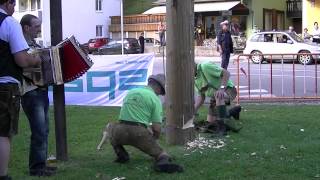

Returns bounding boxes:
[197,121,217,133]
[228,105,242,120]
[112,145,130,163]
[215,120,227,136]
[30,168,56,177]
[154,155,184,173]
[217,105,240,135]
[224,118,242,133]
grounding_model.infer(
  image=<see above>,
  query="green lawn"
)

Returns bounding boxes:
[9,105,320,180]
[124,0,155,15]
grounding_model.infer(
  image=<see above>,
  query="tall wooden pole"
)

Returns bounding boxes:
[50,0,68,161]
[166,0,195,145]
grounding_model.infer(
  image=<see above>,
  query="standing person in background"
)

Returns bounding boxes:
[288,26,296,34]
[303,28,312,42]
[312,22,320,44]
[138,32,145,54]
[217,20,233,70]
[0,1,40,179]
[20,14,57,177]
[158,20,166,46]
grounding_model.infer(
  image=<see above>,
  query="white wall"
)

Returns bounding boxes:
[62,0,120,43]
[13,0,120,45]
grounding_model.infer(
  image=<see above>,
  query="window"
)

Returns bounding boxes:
[95,0,102,11]
[19,0,28,12]
[31,0,37,10]
[263,9,285,31]
[96,25,103,37]
[37,0,41,10]
[250,34,264,42]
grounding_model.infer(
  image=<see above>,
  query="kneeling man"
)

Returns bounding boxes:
[194,61,242,135]
[109,74,183,173]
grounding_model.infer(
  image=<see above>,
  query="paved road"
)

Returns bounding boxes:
[153,56,320,98]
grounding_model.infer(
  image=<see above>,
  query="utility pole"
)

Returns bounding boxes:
[50,0,68,161]
[166,0,195,145]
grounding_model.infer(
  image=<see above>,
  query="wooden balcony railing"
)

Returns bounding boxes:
[286,0,302,18]
[110,14,166,25]
[109,23,161,32]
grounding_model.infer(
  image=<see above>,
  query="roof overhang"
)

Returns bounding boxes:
[144,1,249,15]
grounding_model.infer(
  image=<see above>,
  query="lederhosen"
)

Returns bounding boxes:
[0,12,23,137]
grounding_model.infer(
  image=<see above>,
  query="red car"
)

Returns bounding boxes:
[82,38,110,54]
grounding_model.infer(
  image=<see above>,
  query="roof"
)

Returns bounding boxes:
[144,1,243,14]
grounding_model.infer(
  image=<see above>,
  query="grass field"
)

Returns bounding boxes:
[9,105,320,180]
[124,0,155,15]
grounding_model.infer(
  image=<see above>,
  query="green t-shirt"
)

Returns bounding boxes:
[119,86,162,126]
[195,61,234,97]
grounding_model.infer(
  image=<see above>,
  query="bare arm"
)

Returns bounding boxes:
[151,123,161,140]
[13,51,41,68]
[194,94,205,114]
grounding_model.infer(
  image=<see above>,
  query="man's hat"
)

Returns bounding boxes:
[220,20,229,26]
[148,74,165,95]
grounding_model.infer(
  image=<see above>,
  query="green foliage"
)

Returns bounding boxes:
[124,0,155,15]
[9,105,320,179]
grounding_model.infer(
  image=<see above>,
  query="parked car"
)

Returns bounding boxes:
[82,38,110,54]
[144,38,160,45]
[243,31,320,65]
[95,38,140,55]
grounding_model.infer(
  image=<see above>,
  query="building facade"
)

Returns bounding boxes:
[13,0,120,46]
[244,0,294,36]
[303,0,320,33]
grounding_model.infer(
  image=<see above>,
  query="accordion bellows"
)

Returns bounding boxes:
[24,36,93,86]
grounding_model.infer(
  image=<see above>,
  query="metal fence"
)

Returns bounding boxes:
[235,53,320,104]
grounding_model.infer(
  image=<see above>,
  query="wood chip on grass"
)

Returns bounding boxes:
[184,135,226,154]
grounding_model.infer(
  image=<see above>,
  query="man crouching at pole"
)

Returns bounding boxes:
[108,74,183,173]
[194,61,242,135]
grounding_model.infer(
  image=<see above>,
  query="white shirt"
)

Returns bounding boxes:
[0,8,29,84]
[312,27,320,39]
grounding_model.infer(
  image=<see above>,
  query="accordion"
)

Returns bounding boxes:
[23,36,93,86]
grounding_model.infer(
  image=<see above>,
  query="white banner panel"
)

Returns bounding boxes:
[49,54,154,106]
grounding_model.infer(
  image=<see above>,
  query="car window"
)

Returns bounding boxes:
[275,33,289,43]
[250,34,264,42]
[107,41,117,45]
[263,34,274,43]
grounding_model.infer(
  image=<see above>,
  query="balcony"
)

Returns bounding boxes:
[109,23,160,32]
[286,0,302,18]
[110,14,165,25]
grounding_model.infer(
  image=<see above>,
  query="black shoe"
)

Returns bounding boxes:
[216,120,227,136]
[0,175,12,180]
[114,156,129,164]
[30,168,56,177]
[45,166,58,172]
[154,163,184,173]
[229,106,242,120]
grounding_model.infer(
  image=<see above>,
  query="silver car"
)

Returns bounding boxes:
[243,31,320,65]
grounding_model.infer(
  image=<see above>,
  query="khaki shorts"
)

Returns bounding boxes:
[208,87,237,116]
[110,122,163,158]
[0,84,21,137]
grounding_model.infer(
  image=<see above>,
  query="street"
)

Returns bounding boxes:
[153,56,320,98]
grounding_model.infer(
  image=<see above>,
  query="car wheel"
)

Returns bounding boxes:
[250,50,264,64]
[298,50,313,65]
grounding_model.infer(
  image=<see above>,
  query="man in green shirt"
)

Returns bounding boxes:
[109,74,183,173]
[194,61,241,135]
